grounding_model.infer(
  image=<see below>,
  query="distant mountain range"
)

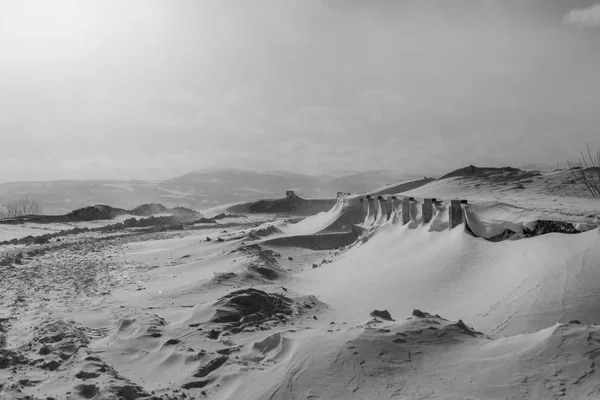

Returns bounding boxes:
[0,169,420,214]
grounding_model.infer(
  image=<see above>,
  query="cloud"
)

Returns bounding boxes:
[564,4,600,27]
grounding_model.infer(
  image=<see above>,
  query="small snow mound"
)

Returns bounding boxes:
[245,332,293,363]
[575,223,598,233]
[253,332,283,353]
[251,223,283,237]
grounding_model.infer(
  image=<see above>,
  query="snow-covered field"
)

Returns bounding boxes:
[1,173,600,399]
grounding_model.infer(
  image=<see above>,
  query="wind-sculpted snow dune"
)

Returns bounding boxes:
[212,197,348,240]
[211,191,597,252]
[297,217,600,336]
[463,201,598,241]
[227,312,600,400]
[210,195,363,249]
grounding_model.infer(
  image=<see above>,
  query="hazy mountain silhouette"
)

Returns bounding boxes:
[0,169,411,214]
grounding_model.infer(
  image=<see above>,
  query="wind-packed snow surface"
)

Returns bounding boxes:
[194,184,600,399]
[4,173,600,399]
[221,204,600,399]
[299,219,600,334]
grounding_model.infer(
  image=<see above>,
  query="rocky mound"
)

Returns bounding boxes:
[65,204,125,221]
[227,193,336,216]
[524,220,581,236]
[167,206,202,219]
[409,309,483,337]
[206,289,324,336]
[0,202,202,227]
[370,309,394,321]
[211,289,294,325]
[439,165,541,182]
[465,218,592,242]
[128,203,168,216]
[0,205,126,225]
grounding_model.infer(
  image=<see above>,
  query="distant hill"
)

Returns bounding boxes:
[226,192,336,216]
[0,202,202,229]
[161,168,327,206]
[0,180,163,215]
[438,165,542,182]
[326,170,424,194]
[0,169,410,214]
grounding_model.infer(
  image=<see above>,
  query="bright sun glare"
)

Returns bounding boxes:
[3,0,96,43]
[2,0,162,66]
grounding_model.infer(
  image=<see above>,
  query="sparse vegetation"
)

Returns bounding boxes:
[567,144,600,197]
[0,195,42,219]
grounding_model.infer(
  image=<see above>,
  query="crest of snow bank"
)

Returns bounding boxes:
[564,4,600,27]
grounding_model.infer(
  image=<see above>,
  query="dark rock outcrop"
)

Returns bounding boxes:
[439,165,541,182]
[65,205,124,221]
[524,220,580,236]
[211,289,294,331]
[0,202,202,227]
[412,309,428,318]
[370,310,394,321]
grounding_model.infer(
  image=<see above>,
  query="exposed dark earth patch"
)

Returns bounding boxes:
[211,289,294,325]
[207,288,325,335]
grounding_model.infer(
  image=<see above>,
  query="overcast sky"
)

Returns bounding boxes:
[1,0,600,182]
